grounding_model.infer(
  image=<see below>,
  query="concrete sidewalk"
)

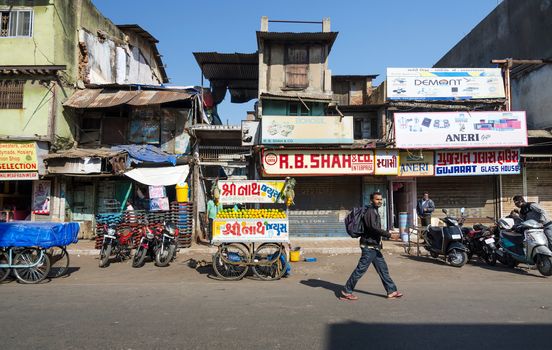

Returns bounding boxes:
[66,237,412,256]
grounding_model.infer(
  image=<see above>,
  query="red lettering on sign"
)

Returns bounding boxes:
[295,154,304,168]
[280,155,289,169]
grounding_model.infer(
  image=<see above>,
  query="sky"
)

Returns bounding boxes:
[93,0,502,125]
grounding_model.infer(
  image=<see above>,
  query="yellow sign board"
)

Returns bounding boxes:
[0,142,39,177]
[399,151,434,176]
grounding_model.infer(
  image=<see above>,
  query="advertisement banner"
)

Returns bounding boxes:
[435,149,520,176]
[0,142,39,180]
[261,116,354,144]
[32,180,51,215]
[375,150,399,175]
[394,111,527,149]
[212,218,289,242]
[387,68,506,100]
[399,151,435,176]
[218,180,285,204]
[262,149,374,176]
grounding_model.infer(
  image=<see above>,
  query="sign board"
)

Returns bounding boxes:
[399,151,435,176]
[218,180,285,204]
[262,149,374,176]
[387,68,506,100]
[435,149,520,176]
[0,141,39,180]
[212,218,289,243]
[241,120,260,146]
[394,111,527,149]
[261,116,354,144]
[32,180,51,215]
[375,150,399,175]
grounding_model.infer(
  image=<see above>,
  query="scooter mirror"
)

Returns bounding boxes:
[460,207,465,214]
[442,208,448,214]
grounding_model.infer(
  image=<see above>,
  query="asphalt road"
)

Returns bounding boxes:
[1,251,551,350]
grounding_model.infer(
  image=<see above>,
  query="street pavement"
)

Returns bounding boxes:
[1,249,551,350]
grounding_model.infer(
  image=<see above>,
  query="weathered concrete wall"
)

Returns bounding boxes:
[435,0,552,67]
[511,65,552,129]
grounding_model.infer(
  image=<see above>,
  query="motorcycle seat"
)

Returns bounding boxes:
[473,223,488,231]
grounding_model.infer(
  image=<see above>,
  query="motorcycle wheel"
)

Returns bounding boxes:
[99,243,112,268]
[483,251,497,266]
[536,254,552,276]
[132,246,147,268]
[155,244,176,267]
[448,249,467,267]
[430,251,439,259]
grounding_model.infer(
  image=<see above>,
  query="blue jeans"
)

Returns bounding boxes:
[344,246,397,294]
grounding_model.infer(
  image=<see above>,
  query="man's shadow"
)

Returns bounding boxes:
[300,279,387,299]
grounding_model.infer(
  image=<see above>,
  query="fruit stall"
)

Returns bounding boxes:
[210,178,295,281]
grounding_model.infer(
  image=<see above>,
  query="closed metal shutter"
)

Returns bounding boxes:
[501,173,523,217]
[417,176,498,222]
[289,176,361,237]
[526,165,552,215]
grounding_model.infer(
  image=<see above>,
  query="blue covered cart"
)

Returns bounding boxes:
[0,222,79,284]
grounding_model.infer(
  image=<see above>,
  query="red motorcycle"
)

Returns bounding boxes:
[99,223,134,268]
[132,221,178,268]
[462,220,497,266]
[132,221,160,268]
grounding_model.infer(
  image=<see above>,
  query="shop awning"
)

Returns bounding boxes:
[63,89,193,108]
[123,165,190,186]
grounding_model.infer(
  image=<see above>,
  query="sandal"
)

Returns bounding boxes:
[340,291,359,301]
[387,291,404,299]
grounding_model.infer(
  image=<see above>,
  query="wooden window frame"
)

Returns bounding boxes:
[0,80,24,109]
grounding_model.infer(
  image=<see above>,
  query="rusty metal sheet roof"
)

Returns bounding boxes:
[63,89,192,108]
[44,148,125,160]
[256,31,338,51]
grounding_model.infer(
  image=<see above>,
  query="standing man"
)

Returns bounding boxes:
[341,192,403,301]
[513,195,552,248]
[417,191,435,226]
[206,197,222,241]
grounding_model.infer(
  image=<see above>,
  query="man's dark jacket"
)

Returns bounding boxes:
[360,204,391,247]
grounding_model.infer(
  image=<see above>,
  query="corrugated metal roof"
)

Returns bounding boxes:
[193,52,258,81]
[44,148,125,160]
[63,89,192,108]
[256,31,338,50]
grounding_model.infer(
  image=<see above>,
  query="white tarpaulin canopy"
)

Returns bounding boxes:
[123,165,190,186]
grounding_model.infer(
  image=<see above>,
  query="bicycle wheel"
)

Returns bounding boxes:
[47,246,70,278]
[13,248,51,284]
[212,243,249,281]
[0,251,10,282]
[252,243,286,281]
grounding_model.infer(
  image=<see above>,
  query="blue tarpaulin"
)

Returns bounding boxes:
[112,145,177,166]
[0,222,80,248]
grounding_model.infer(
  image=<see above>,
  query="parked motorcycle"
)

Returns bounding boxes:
[132,221,159,268]
[155,222,178,267]
[132,221,178,268]
[462,219,497,266]
[99,223,134,268]
[422,208,469,267]
[494,217,552,276]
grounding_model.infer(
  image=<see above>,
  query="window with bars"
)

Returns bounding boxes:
[0,81,24,109]
[1,9,33,37]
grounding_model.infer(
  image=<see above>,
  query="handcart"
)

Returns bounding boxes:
[210,179,294,281]
[0,222,79,284]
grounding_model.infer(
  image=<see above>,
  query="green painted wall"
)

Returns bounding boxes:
[261,100,327,116]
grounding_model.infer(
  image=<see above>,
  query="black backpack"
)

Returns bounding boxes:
[345,207,367,238]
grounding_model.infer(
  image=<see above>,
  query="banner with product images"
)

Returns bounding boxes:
[394,111,527,149]
[217,180,285,204]
[261,116,354,144]
[262,149,374,176]
[387,68,506,100]
[435,149,520,176]
[212,218,289,242]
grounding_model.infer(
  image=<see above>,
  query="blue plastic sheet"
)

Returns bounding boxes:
[0,222,80,248]
[112,144,177,166]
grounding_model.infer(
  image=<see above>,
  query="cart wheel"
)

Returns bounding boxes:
[46,246,69,278]
[252,243,286,281]
[0,251,10,282]
[13,248,51,284]
[212,243,249,281]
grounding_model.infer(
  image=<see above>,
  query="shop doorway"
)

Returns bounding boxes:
[389,180,417,229]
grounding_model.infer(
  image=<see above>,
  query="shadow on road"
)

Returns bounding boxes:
[300,279,386,299]
[325,322,552,350]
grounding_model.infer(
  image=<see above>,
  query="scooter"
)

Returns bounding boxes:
[422,208,469,267]
[495,217,552,276]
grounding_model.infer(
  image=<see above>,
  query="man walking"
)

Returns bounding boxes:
[513,195,552,248]
[341,192,403,301]
[417,191,435,226]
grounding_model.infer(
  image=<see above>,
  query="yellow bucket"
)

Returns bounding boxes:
[290,250,301,262]
[176,183,189,202]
